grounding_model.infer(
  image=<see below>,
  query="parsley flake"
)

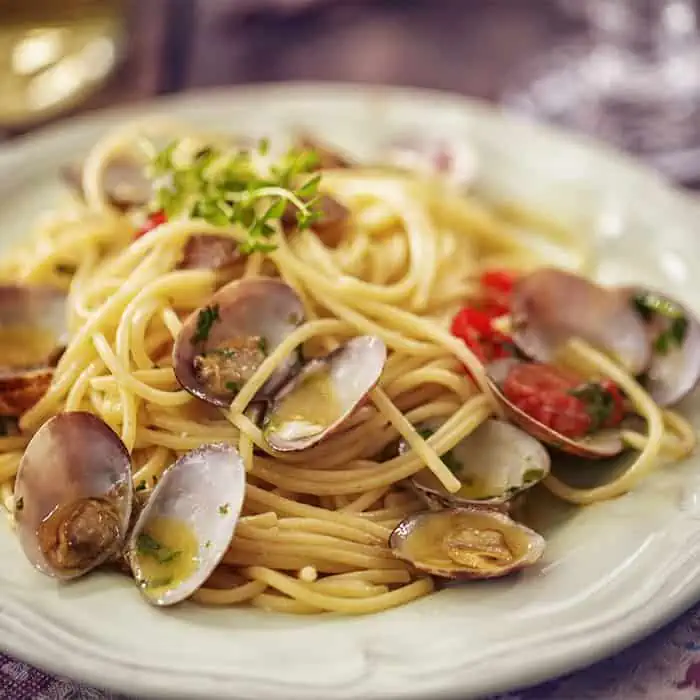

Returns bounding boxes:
[258,337,268,355]
[632,291,688,355]
[225,381,241,393]
[15,496,23,512]
[192,304,220,344]
[135,480,147,492]
[569,382,616,432]
[136,533,181,564]
[218,503,231,516]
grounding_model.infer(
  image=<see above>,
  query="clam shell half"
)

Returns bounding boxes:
[401,418,550,510]
[173,278,305,407]
[127,443,246,607]
[487,358,625,459]
[263,335,387,452]
[389,508,545,580]
[14,412,133,581]
[511,268,650,376]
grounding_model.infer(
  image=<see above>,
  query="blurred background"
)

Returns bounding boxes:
[3,0,700,186]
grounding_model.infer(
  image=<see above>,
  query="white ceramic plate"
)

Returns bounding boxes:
[1,84,700,700]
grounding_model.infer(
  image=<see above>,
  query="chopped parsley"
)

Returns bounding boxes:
[654,316,688,354]
[287,313,301,326]
[258,337,268,355]
[135,480,147,492]
[225,381,241,393]
[632,291,688,355]
[192,304,220,344]
[218,503,231,516]
[148,138,322,254]
[54,263,77,275]
[14,496,23,512]
[205,540,212,549]
[136,533,181,564]
[569,382,616,432]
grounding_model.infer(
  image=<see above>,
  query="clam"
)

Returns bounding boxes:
[263,335,387,452]
[399,418,550,510]
[382,135,478,189]
[487,358,625,459]
[511,268,650,375]
[0,284,68,416]
[13,412,133,580]
[626,288,700,406]
[62,157,151,211]
[127,443,245,607]
[173,278,305,407]
[389,508,545,580]
[178,234,242,271]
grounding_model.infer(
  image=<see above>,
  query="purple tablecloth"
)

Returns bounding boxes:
[4,602,700,700]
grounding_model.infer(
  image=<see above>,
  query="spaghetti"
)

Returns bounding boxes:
[0,121,695,614]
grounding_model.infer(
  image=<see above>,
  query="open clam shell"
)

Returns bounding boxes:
[62,157,151,211]
[382,135,479,189]
[511,268,650,375]
[178,234,242,271]
[127,443,246,607]
[14,412,133,581]
[487,358,625,459]
[173,278,305,407]
[263,335,387,452]
[400,418,550,510]
[389,508,545,580]
[0,284,68,416]
[625,288,700,406]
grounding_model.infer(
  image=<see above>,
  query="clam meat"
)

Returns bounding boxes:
[389,508,545,580]
[173,278,306,407]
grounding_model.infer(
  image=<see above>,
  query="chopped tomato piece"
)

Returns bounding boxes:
[480,269,517,309]
[451,306,515,365]
[502,363,625,439]
[135,210,167,239]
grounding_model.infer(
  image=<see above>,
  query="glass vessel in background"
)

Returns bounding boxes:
[503,0,700,182]
[0,0,124,128]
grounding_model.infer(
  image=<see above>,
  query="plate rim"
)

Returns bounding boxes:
[0,81,699,700]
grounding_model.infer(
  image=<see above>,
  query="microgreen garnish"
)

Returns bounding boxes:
[136,533,181,564]
[569,382,615,432]
[135,480,147,492]
[632,291,688,355]
[192,304,220,344]
[218,503,231,516]
[14,496,23,512]
[148,138,322,254]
